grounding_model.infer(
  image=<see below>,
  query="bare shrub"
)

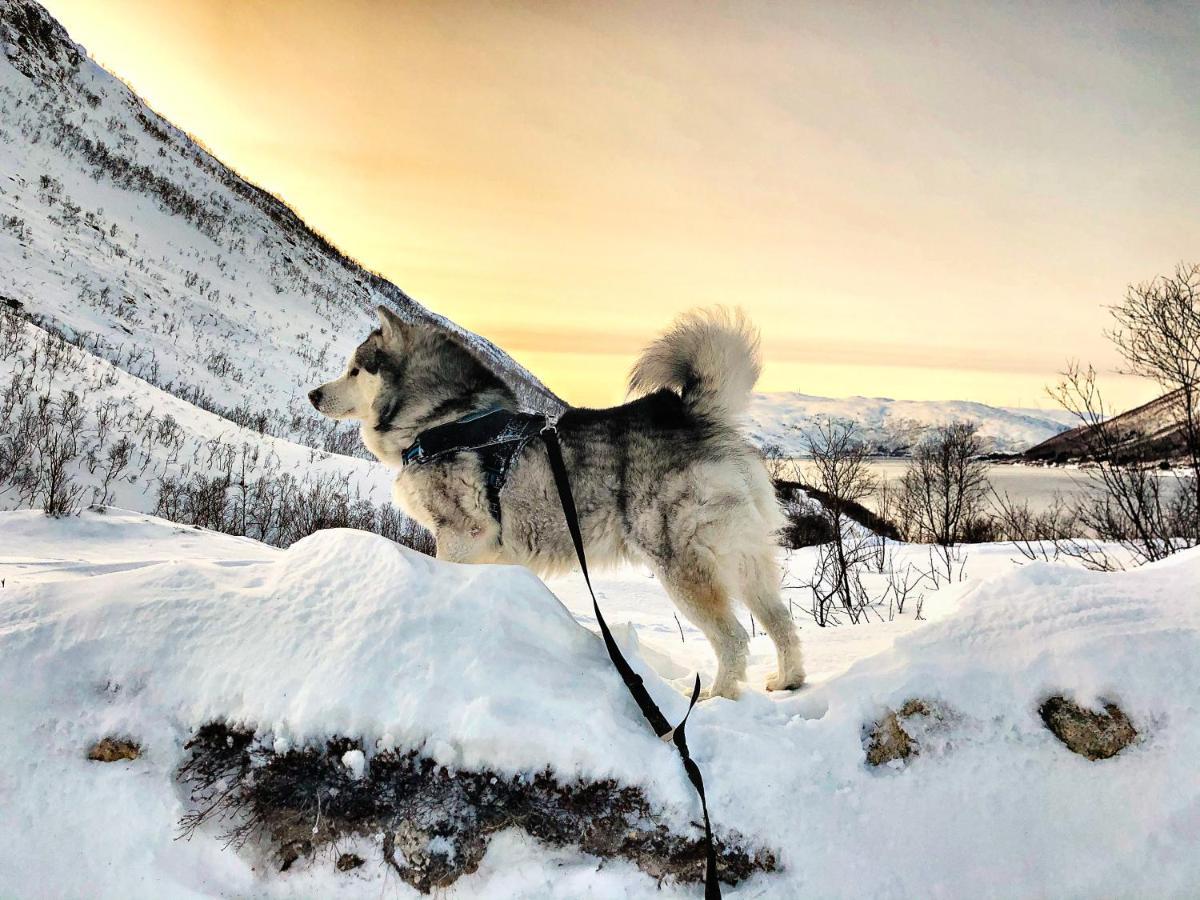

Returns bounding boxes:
[90,434,132,506]
[880,558,928,619]
[377,502,437,556]
[986,489,1079,562]
[1111,264,1200,500]
[758,441,795,484]
[1045,265,1200,567]
[152,467,435,554]
[779,498,836,549]
[22,392,87,516]
[893,423,988,579]
[1050,364,1193,568]
[897,423,990,545]
[799,421,881,625]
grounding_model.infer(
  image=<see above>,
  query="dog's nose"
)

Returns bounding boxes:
[308,388,323,408]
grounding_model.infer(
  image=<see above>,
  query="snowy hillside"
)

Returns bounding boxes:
[747,392,1077,456]
[2,510,1198,898]
[1025,387,1192,463]
[0,307,414,546]
[0,0,561,460]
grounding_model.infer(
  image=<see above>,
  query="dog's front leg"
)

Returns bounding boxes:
[434,528,499,565]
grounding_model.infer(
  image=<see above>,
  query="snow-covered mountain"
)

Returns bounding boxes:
[746,392,1077,456]
[0,0,562,459]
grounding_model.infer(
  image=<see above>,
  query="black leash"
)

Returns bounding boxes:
[540,424,721,899]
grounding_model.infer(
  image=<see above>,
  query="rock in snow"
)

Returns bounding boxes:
[1039,696,1138,760]
[1,509,1199,898]
[86,737,141,763]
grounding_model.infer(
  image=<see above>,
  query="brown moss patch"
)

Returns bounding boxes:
[177,723,775,893]
[865,711,914,766]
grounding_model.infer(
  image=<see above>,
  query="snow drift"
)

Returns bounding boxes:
[1,510,1199,898]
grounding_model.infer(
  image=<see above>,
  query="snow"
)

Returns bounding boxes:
[0,515,687,795]
[2,4,1197,897]
[747,392,1076,456]
[0,317,395,516]
[2,509,1198,898]
[341,749,366,780]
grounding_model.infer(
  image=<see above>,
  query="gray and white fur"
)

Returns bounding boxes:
[309,306,804,699]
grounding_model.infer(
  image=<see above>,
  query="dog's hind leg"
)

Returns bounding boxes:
[736,549,805,691]
[657,558,748,700]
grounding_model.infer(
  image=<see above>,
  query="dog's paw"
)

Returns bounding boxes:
[766,671,805,692]
[701,681,741,702]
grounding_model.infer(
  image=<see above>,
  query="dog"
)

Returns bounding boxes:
[309,306,804,699]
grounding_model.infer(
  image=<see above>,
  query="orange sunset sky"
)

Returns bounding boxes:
[41,0,1200,409]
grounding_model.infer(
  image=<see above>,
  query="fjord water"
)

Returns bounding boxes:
[789,460,1100,516]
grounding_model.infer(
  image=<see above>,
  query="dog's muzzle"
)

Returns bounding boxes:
[307,388,323,409]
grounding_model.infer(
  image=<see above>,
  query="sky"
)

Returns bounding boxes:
[42,0,1200,409]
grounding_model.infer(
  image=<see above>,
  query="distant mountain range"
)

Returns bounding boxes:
[1023,389,1193,464]
[745,393,1079,456]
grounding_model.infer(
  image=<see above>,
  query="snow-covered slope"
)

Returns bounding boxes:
[747,392,1076,456]
[2,511,1197,898]
[0,0,561,459]
[0,308,417,547]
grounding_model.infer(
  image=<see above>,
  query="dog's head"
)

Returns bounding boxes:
[309,306,517,442]
[308,306,408,424]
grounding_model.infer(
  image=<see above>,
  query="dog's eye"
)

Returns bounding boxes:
[349,368,360,377]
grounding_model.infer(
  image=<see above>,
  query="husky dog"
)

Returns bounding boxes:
[309,306,803,699]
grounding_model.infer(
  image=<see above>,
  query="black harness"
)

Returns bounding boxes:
[402,410,723,898]
[401,407,547,523]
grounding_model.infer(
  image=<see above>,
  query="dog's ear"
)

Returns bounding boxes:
[376,305,408,346]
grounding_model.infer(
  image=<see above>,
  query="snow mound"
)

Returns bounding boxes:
[749,549,1200,896]
[0,518,701,897]
[836,551,1200,724]
[0,526,689,792]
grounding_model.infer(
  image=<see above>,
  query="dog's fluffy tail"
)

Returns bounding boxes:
[629,307,762,423]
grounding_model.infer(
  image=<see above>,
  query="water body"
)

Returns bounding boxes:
[789,459,1100,516]
[868,460,1099,514]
